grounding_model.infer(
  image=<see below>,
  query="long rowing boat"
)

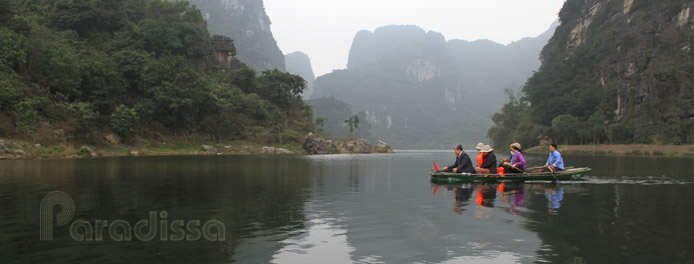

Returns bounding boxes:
[429,167,591,183]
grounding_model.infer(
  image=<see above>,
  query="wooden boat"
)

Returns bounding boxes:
[430,167,591,183]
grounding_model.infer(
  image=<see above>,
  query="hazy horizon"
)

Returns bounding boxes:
[265,0,566,76]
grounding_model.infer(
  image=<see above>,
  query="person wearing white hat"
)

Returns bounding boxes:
[474,145,497,174]
[474,142,485,168]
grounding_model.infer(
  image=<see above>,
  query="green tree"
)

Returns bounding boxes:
[13,99,38,138]
[344,115,360,137]
[0,27,25,72]
[111,104,139,137]
[551,114,579,144]
[143,55,208,136]
[258,69,306,114]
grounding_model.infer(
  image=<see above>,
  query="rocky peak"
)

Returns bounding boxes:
[188,0,285,71]
[285,51,315,97]
[211,35,245,70]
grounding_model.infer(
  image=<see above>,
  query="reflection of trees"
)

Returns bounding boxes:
[525,184,694,263]
[0,156,312,263]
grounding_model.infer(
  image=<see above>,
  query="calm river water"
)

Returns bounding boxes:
[1,151,693,263]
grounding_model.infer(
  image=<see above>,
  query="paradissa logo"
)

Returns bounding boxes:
[40,191,225,242]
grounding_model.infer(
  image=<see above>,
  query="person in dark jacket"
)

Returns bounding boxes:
[474,145,497,174]
[441,144,475,173]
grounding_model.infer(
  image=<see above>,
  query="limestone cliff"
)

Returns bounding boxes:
[311,24,555,148]
[188,0,285,71]
[211,35,245,70]
[489,0,694,147]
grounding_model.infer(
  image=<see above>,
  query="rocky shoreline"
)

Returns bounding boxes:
[0,133,394,160]
[302,133,394,154]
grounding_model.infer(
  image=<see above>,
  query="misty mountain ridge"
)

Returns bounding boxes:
[311,23,557,148]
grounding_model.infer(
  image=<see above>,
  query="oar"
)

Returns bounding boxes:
[548,166,559,182]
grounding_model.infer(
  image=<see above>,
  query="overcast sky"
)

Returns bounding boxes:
[264,0,566,77]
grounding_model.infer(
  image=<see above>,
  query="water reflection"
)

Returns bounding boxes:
[498,182,526,215]
[544,185,564,215]
[434,182,571,217]
[1,152,693,263]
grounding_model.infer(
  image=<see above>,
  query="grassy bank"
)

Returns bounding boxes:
[525,144,694,157]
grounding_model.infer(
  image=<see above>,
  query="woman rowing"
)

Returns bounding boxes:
[542,144,565,172]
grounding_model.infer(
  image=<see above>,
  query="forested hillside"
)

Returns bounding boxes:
[488,0,694,148]
[0,0,311,146]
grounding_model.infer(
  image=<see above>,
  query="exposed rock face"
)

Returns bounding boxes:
[104,134,120,145]
[302,133,394,154]
[0,141,10,154]
[129,149,141,157]
[345,139,372,153]
[201,145,217,153]
[260,146,293,154]
[211,35,245,70]
[375,140,395,153]
[302,132,337,154]
[536,0,694,144]
[188,0,286,72]
[285,51,315,98]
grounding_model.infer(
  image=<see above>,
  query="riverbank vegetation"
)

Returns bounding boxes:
[488,0,694,149]
[526,144,694,157]
[0,0,313,152]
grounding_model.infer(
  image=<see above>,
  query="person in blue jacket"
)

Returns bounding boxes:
[543,144,565,172]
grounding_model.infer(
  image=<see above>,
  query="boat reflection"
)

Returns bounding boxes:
[433,182,565,216]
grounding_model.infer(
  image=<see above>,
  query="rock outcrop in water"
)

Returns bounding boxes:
[260,146,294,155]
[302,133,394,154]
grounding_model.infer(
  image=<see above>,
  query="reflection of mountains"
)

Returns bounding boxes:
[268,155,545,263]
[0,156,314,263]
[523,183,694,263]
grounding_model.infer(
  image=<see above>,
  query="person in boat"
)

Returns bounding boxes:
[500,143,525,173]
[474,145,497,174]
[474,142,485,167]
[542,144,565,172]
[440,144,475,174]
[499,142,520,164]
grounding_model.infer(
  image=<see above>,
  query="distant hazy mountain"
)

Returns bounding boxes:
[188,0,286,72]
[311,23,557,148]
[285,51,315,98]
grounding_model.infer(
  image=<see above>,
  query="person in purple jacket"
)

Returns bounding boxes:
[500,143,525,173]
